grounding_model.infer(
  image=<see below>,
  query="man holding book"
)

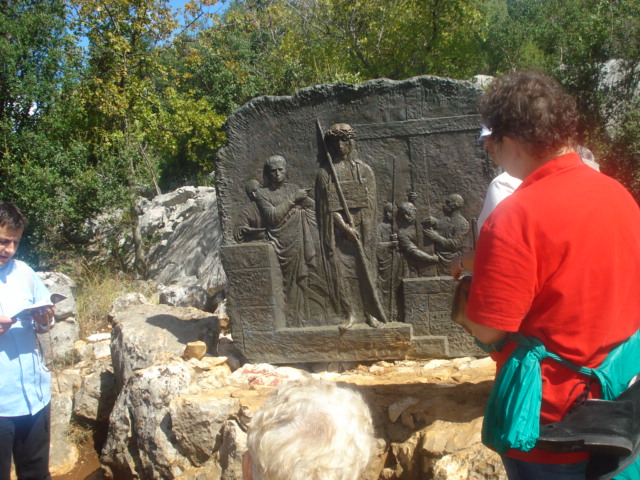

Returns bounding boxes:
[0,201,55,480]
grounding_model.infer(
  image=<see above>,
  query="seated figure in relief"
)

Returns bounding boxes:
[234,179,267,243]
[253,155,327,325]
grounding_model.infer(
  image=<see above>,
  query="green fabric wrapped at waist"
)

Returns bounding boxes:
[482,329,640,455]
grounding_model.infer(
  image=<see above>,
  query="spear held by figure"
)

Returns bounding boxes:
[388,157,398,322]
[315,119,389,329]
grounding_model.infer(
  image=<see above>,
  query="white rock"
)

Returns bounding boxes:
[87,332,111,342]
[110,303,219,389]
[388,396,419,423]
[159,284,209,309]
[37,271,77,320]
[49,389,78,476]
[100,360,194,479]
[170,395,241,465]
[423,359,449,370]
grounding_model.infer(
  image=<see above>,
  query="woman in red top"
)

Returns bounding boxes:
[464,71,640,479]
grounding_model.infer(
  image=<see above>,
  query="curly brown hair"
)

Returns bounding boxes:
[478,71,579,158]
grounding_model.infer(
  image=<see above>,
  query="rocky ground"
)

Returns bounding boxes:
[50,338,503,480]
[38,185,507,480]
[52,441,105,480]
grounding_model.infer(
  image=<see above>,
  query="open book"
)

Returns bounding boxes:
[11,294,67,321]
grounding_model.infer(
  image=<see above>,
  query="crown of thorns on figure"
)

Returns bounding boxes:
[324,123,356,140]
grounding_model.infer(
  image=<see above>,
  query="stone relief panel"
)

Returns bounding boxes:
[216,76,493,363]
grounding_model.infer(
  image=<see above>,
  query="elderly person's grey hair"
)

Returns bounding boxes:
[244,377,376,480]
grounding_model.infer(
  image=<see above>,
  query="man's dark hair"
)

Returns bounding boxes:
[0,201,27,230]
[478,71,579,158]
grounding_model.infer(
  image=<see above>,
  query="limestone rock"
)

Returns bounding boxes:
[91,338,112,360]
[160,285,209,310]
[598,59,640,135]
[100,360,195,479]
[110,303,219,389]
[387,431,423,479]
[175,459,222,480]
[38,271,77,320]
[183,341,208,361]
[213,300,228,328]
[74,351,505,480]
[74,333,111,362]
[228,363,307,386]
[108,292,150,321]
[218,420,247,480]
[471,75,494,88]
[363,438,390,480]
[184,358,233,393]
[421,418,483,456]
[49,388,79,476]
[84,187,226,296]
[169,394,241,465]
[55,368,83,395]
[37,316,80,365]
[33,270,79,365]
[389,396,419,423]
[87,332,112,342]
[56,330,502,479]
[140,186,227,292]
[217,335,244,371]
[432,443,506,480]
[73,357,117,422]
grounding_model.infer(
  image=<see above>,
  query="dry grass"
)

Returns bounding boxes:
[74,260,158,338]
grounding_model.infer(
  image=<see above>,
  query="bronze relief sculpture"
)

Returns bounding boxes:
[315,122,387,330]
[219,76,488,362]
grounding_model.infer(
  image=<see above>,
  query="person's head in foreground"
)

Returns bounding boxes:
[243,377,376,480]
[478,70,579,180]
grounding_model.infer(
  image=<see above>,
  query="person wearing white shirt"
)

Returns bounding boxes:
[451,126,522,279]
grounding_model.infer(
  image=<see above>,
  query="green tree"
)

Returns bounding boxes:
[524,0,640,199]
[73,0,226,189]
[0,0,95,262]
[184,0,488,98]
[479,0,640,199]
[72,0,177,191]
[0,0,71,143]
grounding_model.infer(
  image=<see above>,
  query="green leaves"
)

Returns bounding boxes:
[1,0,639,263]
[214,0,487,84]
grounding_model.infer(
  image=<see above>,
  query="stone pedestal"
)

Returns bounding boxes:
[221,243,287,353]
[222,243,482,363]
[222,243,414,363]
[404,276,484,357]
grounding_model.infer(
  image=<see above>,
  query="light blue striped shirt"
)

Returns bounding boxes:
[0,259,52,416]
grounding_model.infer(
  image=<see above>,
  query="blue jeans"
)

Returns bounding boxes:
[502,456,588,480]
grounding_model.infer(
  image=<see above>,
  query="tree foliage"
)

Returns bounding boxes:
[0,0,90,262]
[208,0,488,87]
[0,0,639,262]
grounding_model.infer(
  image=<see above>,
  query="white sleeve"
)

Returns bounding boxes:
[477,173,522,233]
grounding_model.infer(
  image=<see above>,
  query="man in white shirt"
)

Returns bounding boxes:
[451,127,521,279]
